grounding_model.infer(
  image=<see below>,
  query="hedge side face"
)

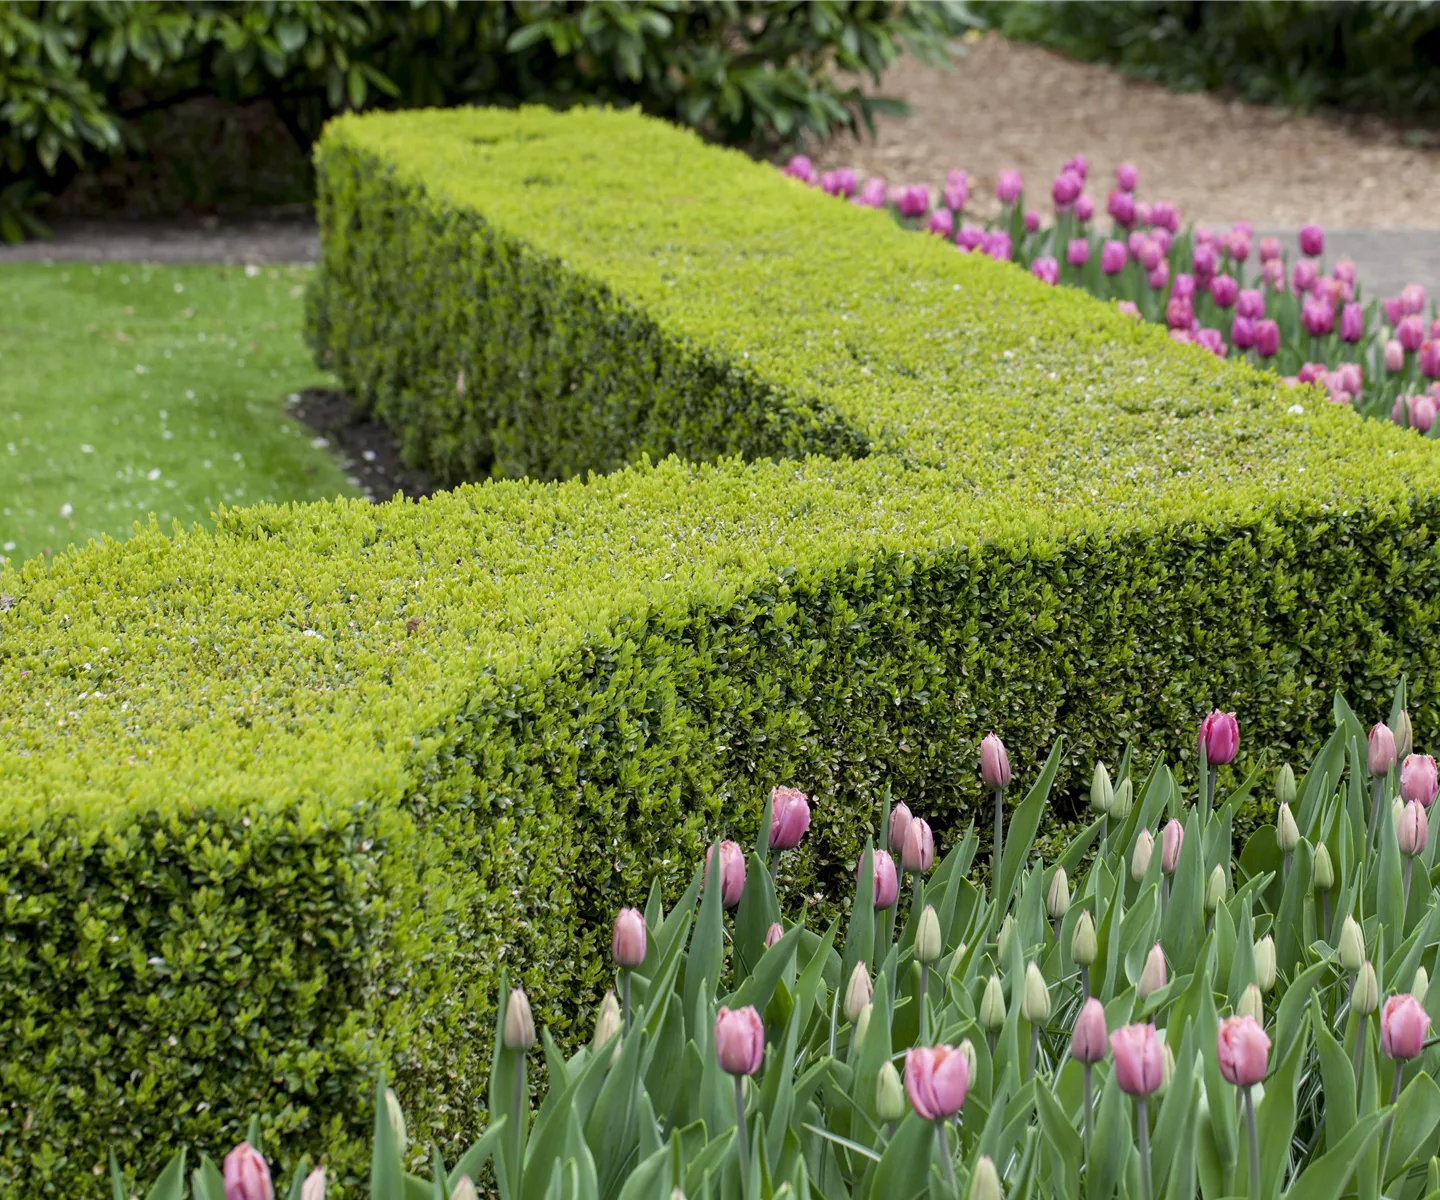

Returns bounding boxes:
[5,105,1440,1193]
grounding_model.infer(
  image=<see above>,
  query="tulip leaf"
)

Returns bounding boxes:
[1035,1079,1082,1198]
[994,738,1064,916]
[1375,802,1405,955]
[1282,1108,1392,1200]
[1384,1070,1440,1186]
[449,1117,509,1192]
[727,920,803,1018]
[372,1074,406,1200]
[584,1018,649,1197]
[143,1149,186,1200]
[1275,960,1330,1068]
[291,1157,315,1200]
[1160,809,1206,968]
[1274,840,1314,977]
[1161,1074,1201,1200]
[735,851,783,979]
[615,1144,669,1200]
[655,863,703,966]
[1313,996,1357,1152]
[843,841,876,988]
[1197,984,1238,1172]
[866,1111,932,1200]
[685,841,726,1022]
[1152,1022,1198,1182]
[1253,1016,1305,1199]
[191,1157,224,1200]
[1086,1064,1128,1200]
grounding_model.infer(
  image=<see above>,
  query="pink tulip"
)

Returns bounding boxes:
[1335,362,1362,397]
[996,170,1023,205]
[1400,283,1427,315]
[764,921,784,949]
[902,817,935,874]
[1236,289,1265,319]
[928,208,954,237]
[984,231,1013,261]
[1101,240,1127,275]
[861,849,900,909]
[904,1044,970,1119]
[1380,993,1431,1060]
[981,733,1011,789]
[1169,329,1195,345]
[1254,319,1280,358]
[1370,723,1398,776]
[1333,258,1356,285]
[888,801,913,853]
[1199,711,1239,765]
[856,178,887,209]
[1398,315,1426,353]
[1166,296,1193,331]
[1067,237,1091,267]
[715,1005,765,1075]
[1032,257,1059,285]
[1423,341,1440,380]
[1210,274,1239,308]
[1150,202,1178,233]
[1216,1016,1271,1087]
[1225,230,1251,262]
[1258,236,1282,262]
[1384,340,1406,373]
[1127,230,1147,260]
[1411,393,1438,433]
[1262,259,1286,292]
[1116,162,1138,191]
[1147,263,1170,292]
[1401,753,1438,807]
[1197,329,1227,358]
[1064,153,1089,181]
[1160,819,1185,874]
[1297,362,1326,385]
[1024,209,1040,234]
[1117,300,1141,321]
[1172,273,1196,300]
[1398,799,1428,857]
[1071,997,1108,1063]
[1139,239,1163,271]
[943,181,968,212]
[1340,302,1364,343]
[1231,316,1257,350]
[1302,298,1335,337]
[1074,193,1095,223]
[821,169,857,198]
[946,168,969,188]
[612,907,647,967]
[1108,190,1136,227]
[782,156,817,185]
[1192,243,1217,279]
[704,840,747,907]
[223,1144,273,1200]
[1110,1023,1165,1096]
[1052,171,1083,209]
[1299,224,1324,257]
[1293,260,1319,293]
[956,225,986,252]
[1135,200,1153,226]
[769,786,811,850]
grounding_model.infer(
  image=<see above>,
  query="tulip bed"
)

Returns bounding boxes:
[119,704,1440,1200]
[10,105,1440,1195]
[783,156,1440,432]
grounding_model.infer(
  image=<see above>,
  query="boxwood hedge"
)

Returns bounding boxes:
[4,104,1440,1194]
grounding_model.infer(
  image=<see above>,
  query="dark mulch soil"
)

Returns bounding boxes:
[287,387,439,502]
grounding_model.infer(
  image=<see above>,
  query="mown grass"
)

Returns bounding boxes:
[0,262,356,565]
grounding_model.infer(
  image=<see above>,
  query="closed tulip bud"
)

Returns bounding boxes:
[1275,763,1296,808]
[981,973,1007,1032]
[904,1044,971,1120]
[844,962,873,1023]
[1110,1023,1165,1096]
[1313,842,1335,891]
[769,785,811,850]
[1111,777,1134,820]
[981,734,1011,790]
[1401,753,1439,808]
[1091,761,1114,814]
[1393,709,1413,760]
[888,801,913,853]
[222,1144,273,1200]
[997,913,1015,961]
[1385,339,1406,373]
[958,1037,978,1079]
[1217,1014,1271,1087]
[861,849,900,910]
[1160,819,1184,876]
[1339,916,1364,973]
[385,1089,407,1153]
[1021,961,1051,1022]
[1046,867,1071,920]
[1353,961,1379,1015]
[1071,910,1098,966]
[1237,983,1264,1024]
[876,1060,906,1122]
[915,905,943,965]
[1368,722,1397,775]
[592,990,622,1052]
[1069,997,1108,1063]
[1198,710,1240,766]
[504,988,535,1051]
[761,921,786,950]
[1413,966,1429,1004]
[946,942,968,978]
[612,907,647,968]
[301,1168,326,1200]
[450,1179,477,1200]
[714,1005,765,1076]
[853,1003,873,1047]
[1381,993,1432,1060]
[1156,1041,1175,1097]
[1254,935,1277,993]
[1398,799,1429,858]
[1138,943,1167,1000]
[704,841,747,907]
[968,1156,1003,1200]
[1392,794,1405,832]
[1205,864,1227,913]
[1276,803,1300,854]
[902,818,935,874]
[1132,828,1155,881]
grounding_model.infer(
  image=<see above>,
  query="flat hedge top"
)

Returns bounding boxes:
[2,105,1438,824]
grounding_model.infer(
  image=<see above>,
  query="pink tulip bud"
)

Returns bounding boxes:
[984,231,1013,261]
[1031,256,1059,285]
[1126,230,1147,260]
[1101,240,1127,275]
[1147,263,1170,292]
[1192,243,1217,279]
[704,840,747,907]
[769,785,811,850]
[1401,753,1438,807]
[996,170,1023,205]
[1225,231,1251,262]
[820,169,857,198]
[1063,153,1089,181]
[1233,289,1264,320]
[1258,236,1282,262]
[1400,283,1427,315]
[300,1167,326,1200]
[1138,942,1168,998]
[902,817,935,874]
[860,849,900,909]
[1397,315,1426,353]
[1169,329,1195,345]
[612,907,647,968]
[1210,274,1239,308]
[1070,997,1108,1063]
[1200,326,1230,356]
[1166,296,1194,331]
[1339,301,1364,343]
[1023,209,1041,234]
[956,225,986,252]
[1117,300,1141,321]
[888,801,913,853]
[1051,171,1083,209]
[1398,799,1429,857]
[904,1044,970,1119]
[1216,1015,1271,1087]
[1172,273,1196,300]
[1199,711,1239,766]
[1369,722,1397,776]
[1160,819,1184,874]
[981,733,1011,790]
[1302,297,1335,337]
[1331,257,1356,285]
[1107,190,1136,227]
[1412,393,1438,433]
[1299,224,1324,257]
[1134,200,1152,225]
[1297,362,1326,385]
[1139,239,1163,271]
[1116,162,1138,191]
[1254,320,1280,358]
[1262,258,1286,292]
[928,208,955,237]
[223,1143,273,1200]
[1150,202,1179,233]
[1423,341,1440,380]
[782,156,817,185]
[856,177,887,209]
[1335,361,1362,398]
[1380,993,1432,1060]
[764,921,785,949]
[714,1004,765,1075]
[943,181,968,212]
[1074,193,1095,223]
[1067,237,1090,267]
[1230,315,1256,349]
[1110,1023,1165,1096]
[1293,260,1319,293]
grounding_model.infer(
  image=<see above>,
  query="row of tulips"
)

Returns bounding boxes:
[781,155,1440,435]
[118,689,1440,1200]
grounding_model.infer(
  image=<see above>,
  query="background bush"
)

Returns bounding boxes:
[981,0,1440,126]
[0,0,970,238]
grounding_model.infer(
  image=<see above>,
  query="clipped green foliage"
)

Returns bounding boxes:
[7,104,1440,1194]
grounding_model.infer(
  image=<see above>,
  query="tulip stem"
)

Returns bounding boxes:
[1160,876,1169,913]
[513,1063,526,1187]
[1082,1063,1093,1158]
[1081,966,1091,1000]
[1283,851,1292,884]
[934,1120,958,1196]
[1205,771,1216,819]
[1403,858,1413,904]
[621,969,632,1034]
[1028,1024,1040,1079]
[991,787,1005,902]
[920,964,930,1045]
[1136,1096,1154,1200]
[1380,1066,1404,1174]
[734,1075,749,1186]
[1100,815,1108,847]
[1369,777,1384,852]
[1244,1085,1260,1200]
[1351,1013,1366,1095]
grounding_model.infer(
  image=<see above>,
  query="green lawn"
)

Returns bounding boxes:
[0,262,358,565]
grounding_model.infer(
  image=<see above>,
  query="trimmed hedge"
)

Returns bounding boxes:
[6,104,1440,1194]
